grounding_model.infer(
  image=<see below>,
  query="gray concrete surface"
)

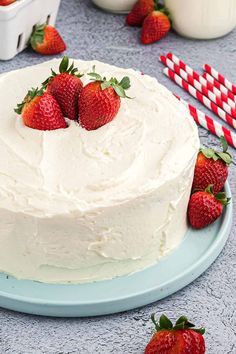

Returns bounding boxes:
[0,0,235,353]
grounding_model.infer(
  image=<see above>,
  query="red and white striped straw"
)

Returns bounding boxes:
[167,52,199,79]
[203,64,236,95]
[202,72,236,103]
[160,56,236,113]
[175,96,236,149]
[163,67,236,130]
[166,53,236,108]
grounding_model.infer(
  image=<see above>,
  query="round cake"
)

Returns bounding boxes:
[0,59,200,283]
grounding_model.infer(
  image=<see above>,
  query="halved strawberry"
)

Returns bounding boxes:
[78,66,131,131]
[30,24,66,55]
[43,56,83,120]
[15,88,67,131]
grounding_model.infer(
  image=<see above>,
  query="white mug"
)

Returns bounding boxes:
[165,0,236,39]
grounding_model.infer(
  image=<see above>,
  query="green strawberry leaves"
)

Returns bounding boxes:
[87,66,103,81]
[216,152,232,165]
[119,76,131,90]
[112,76,131,98]
[30,24,46,50]
[215,192,231,206]
[100,81,111,90]
[154,0,172,22]
[58,56,83,77]
[201,148,216,159]
[59,56,69,73]
[113,85,127,98]
[221,135,228,153]
[14,102,25,115]
[159,314,173,329]
[14,87,44,115]
[42,56,83,88]
[205,185,231,206]
[151,313,160,332]
[88,66,131,99]
[151,314,205,335]
[201,136,232,166]
[112,77,131,98]
[27,87,45,99]
[175,316,195,329]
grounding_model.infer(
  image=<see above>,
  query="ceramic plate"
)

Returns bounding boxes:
[0,183,232,317]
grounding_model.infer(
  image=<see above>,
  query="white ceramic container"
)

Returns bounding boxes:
[0,0,61,60]
[165,0,236,39]
[92,0,136,14]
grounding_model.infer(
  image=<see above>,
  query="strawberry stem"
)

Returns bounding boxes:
[215,192,231,206]
[30,24,46,50]
[14,87,44,115]
[42,56,83,88]
[87,66,131,99]
[220,136,228,153]
[153,0,171,20]
[205,185,231,206]
[200,136,232,165]
[205,184,214,195]
[59,56,69,73]
[159,314,173,329]
[151,314,160,331]
[151,314,205,335]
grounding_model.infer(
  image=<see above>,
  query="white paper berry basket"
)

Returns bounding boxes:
[0,0,61,61]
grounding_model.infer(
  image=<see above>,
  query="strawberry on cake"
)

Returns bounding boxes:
[0,58,200,283]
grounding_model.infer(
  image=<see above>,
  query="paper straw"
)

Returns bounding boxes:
[202,72,236,103]
[166,53,236,108]
[175,96,236,149]
[203,64,236,95]
[160,56,236,113]
[163,67,236,130]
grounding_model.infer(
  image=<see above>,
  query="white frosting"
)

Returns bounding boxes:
[0,59,200,283]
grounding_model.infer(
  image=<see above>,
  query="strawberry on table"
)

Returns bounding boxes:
[30,24,66,55]
[188,185,230,229]
[15,88,67,131]
[145,314,206,354]
[43,56,83,120]
[192,136,232,194]
[0,0,16,5]
[78,66,131,131]
[126,0,155,27]
[141,7,171,44]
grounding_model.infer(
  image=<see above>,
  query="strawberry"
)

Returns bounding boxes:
[14,88,67,131]
[78,66,131,130]
[30,24,66,55]
[0,0,16,5]
[43,56,83,120]
[192,136,232,194]
[145,314,206,354]
[188,185,230,229]
[126,0,155,27]
[141,9,171,44]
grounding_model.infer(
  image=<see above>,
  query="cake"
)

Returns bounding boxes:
[0,59,200,283]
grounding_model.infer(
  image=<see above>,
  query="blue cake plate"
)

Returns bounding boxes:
[0,182,232,317]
